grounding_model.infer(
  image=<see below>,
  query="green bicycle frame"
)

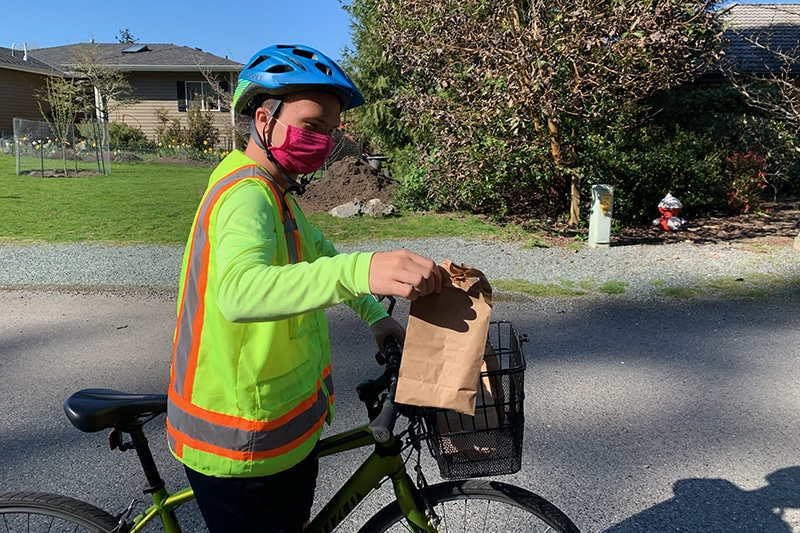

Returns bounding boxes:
[127,486,192,533]
[306,425,434,532]
[124,424,435,533]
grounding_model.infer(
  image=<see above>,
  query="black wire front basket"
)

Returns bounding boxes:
[421,321,526,479]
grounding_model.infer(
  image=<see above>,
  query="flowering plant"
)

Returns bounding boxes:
[723,151,767,214]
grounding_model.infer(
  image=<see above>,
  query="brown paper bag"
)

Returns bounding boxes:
[395,260,492,415]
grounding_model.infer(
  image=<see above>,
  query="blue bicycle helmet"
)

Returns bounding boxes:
[233,44,365,116]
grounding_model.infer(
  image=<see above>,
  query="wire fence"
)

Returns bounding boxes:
[325,130,364,169]
[13,118,111,176]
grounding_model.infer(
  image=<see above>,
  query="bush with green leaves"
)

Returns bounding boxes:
[154,106,219,151]
[108,121,154,151]
[577,86,799,225]
[723,151,768,213]
[581,125,725,225]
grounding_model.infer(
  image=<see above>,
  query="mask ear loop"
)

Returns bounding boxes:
[251,100,307,196]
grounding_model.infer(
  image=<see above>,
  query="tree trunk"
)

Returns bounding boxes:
[546,116,580,225]
[546,116,581,226]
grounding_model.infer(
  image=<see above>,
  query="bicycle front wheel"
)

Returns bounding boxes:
[359,479,580,533]
[0,491,119,533]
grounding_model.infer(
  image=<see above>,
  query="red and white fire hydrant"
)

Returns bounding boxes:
[654,193,686,231]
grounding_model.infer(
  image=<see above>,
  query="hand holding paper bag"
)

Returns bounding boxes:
[395,260,493,415]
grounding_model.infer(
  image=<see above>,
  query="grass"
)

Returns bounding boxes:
[307,211,512,245]
[658,273,798,299]
[3,153,793,301]
[493,278,631,298]
[1,154,209,243]
[0,154,519,245]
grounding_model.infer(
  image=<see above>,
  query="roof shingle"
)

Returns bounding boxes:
[0,45,59,73]
[720,3,800,75]
[29,43,242,72]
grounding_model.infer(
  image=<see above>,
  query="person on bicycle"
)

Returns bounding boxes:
[166,44,442,533]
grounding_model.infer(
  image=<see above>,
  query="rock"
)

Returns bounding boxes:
[329,200,362,219]
[794,231,800,252]
[328,198,396,218]
[362,199,395,218]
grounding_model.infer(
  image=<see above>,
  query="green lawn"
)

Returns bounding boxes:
[0,154,515,245]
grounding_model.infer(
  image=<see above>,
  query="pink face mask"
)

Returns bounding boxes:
[269,122,334,175]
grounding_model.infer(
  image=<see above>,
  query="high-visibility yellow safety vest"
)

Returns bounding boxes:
[167,150,385,478]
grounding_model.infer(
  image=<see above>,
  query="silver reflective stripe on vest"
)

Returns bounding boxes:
[167,387,329,454]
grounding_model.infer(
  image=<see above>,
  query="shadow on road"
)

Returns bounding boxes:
[601,466,800,532]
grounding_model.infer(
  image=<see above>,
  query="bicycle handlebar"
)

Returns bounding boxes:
[368,336,403,443]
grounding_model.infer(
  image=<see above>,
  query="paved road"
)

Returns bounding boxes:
[1,287,800,532]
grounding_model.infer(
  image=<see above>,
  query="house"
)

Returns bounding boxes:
[0,45,55,137]
[0,42,243,146]
[718,3,800,76]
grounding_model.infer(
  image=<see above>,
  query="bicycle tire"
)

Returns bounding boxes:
[358,479,581,533]
[0,491,119,533]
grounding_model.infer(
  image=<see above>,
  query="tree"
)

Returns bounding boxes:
[69,43,136,124]
[719,5,800,198]
[356,0,724,224]
[35,75,84,176]
[116,28,138,44]
[198,67,246,149]
[341,0,410,155]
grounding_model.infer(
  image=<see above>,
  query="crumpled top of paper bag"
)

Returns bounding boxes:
[441,260,493,307]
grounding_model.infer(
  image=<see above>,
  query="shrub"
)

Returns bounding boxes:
[580,125,726,225]
[578,85,799,225]
[723,151,768,213]
[154,107,219,151]
[108,121,154,151]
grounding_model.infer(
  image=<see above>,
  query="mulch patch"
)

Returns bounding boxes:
[612,200,800,247]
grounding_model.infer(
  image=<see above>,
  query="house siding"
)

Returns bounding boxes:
[0,69,49,136]
[108,71,237,148]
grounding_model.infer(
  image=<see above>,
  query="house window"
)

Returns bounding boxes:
[185,81,221,111]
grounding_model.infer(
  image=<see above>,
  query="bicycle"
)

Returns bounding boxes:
[0,302,581,532]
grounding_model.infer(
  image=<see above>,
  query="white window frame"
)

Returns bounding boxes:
[185,81,221,111]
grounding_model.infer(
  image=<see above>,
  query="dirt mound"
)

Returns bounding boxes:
[297,156,398,213]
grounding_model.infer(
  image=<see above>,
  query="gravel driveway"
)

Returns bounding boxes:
[1,238,799,532]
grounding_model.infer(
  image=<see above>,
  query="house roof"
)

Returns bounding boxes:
[719,3,800,74]
[30,43,243,73]
[0,45,59,74]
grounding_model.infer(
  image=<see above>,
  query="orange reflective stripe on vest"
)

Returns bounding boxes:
[168,163,330,462]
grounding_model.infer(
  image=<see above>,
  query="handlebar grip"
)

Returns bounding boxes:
[382,336,402,366]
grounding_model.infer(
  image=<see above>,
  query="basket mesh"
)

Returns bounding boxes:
[422,321,525,479]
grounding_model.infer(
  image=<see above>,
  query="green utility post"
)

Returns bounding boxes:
[588,184,613,248]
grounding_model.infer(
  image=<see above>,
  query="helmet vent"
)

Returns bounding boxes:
[315,63,333,76]
[292,48,318,61]
[286,56,307,71]
[247,55,270,70]
[266,64,294,74]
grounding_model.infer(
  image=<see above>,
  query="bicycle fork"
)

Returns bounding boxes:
[390,469,437,532]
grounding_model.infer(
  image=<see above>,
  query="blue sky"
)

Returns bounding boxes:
[3,1,796,66]
[1,1,354,64]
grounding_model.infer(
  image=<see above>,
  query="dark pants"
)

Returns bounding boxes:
[185,454,319,533]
